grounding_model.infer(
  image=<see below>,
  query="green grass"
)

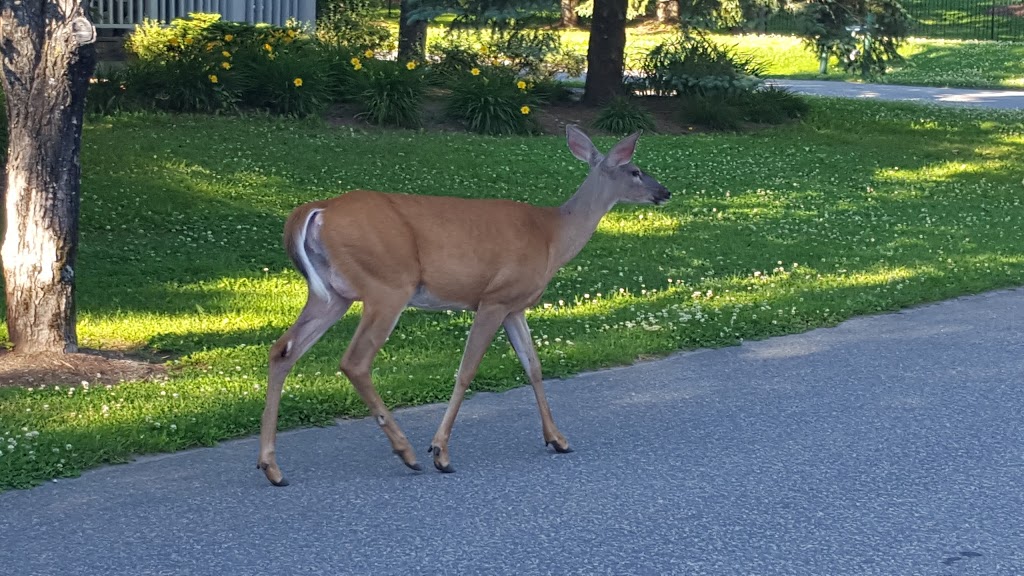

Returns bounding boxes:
[724,34,1024,89]
[3,99,1024,490]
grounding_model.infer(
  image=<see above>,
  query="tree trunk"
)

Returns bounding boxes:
[398,0,428,62]
[0,0,96,354]
[584,0,627,106]
[561,0,579,27]
[656,0,679,23]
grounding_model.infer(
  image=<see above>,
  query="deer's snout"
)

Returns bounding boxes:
[652,185,671,206]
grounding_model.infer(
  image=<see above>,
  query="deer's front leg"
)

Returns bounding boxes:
[503,311,571,453]
[429,305,507,473]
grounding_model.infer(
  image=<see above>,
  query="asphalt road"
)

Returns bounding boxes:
[2,288,1023,576]
[768,79,1024,109]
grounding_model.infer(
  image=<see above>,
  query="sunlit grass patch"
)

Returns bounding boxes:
[3,98,1024,490]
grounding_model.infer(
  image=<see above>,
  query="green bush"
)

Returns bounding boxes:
[122,13,338,116]
[640,33,764,98]
[122,54,235,113]
[445,67,538,135]
[350,57,425,128]
[230,42,336,117]
[680,95,743,130]
[592,96,656,134]
[540,47,587,78]
[315,0,391,52]
[732,85,810,124]
[426,35,487,85]
[125,13,304,63]
[86,68,137,116]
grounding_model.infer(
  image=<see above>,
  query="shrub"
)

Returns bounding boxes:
[123,13,330,115]
[732,85,810,124]
[485,25,560,76]
[86,67,137,115]
[125,13,304,63]
[640,33,764,98]
[231,42,336,117]
[426,35,487,85]
[680,95,742,130]
[445,67,538,135]
[350,57,425,128]
[315,0,391,52]
[540,47,587,78]
[122,54,235,113]
[592,96,656,134]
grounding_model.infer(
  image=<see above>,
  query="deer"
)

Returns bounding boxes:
[257,125,671,486]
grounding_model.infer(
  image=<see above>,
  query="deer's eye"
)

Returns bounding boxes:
[631,170,641,178]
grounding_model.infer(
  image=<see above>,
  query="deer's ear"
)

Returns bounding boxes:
[605,131,641,168]
[566,124,601,167]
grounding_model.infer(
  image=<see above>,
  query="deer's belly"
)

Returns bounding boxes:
[407,286,472,312]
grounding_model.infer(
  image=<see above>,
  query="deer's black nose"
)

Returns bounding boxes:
[653,186,671,205]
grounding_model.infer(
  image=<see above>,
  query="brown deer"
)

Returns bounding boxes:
[258,125,670,486]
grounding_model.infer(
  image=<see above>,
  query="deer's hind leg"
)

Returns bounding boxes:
[339,290,421,471]
[260,292,352,487]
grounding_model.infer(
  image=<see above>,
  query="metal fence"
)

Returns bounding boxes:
[760,0,1024,42]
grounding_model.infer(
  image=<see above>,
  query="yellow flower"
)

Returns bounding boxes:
[479,45,488,54]
[222,50,231,58]
[168,37,179,47]
[293,77,303,87]
[205,42,216,52]
[224,34,234,42]
[184,37,194,45]
[264,43,273,52]
[364,49,374,58]
[287,29,296,38]
[406,61,416,70]
[208,74,218,83]
[351,57,361,66]
[470,68,480,76]
[517,80,527,90]
[353,62,362,70]
[520,105,530,115]
[221,61,231,70]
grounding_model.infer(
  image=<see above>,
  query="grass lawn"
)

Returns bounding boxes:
[3,98,1024,490]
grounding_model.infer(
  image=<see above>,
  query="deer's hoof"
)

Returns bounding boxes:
[258,461,289,486]
[394,449,422,472]
[429,444,455,473]
[546,439,574,454]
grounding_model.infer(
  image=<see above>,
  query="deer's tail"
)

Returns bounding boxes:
[284,204,332,303]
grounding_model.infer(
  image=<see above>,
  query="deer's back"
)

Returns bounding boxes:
[312,190,560,309]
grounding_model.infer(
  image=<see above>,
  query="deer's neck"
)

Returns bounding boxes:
[552,173,616,270]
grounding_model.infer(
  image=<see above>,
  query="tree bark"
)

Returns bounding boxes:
[0,0,96,354]
[398,0,428,62]
[583,0,627,106]
[561,0,579,27]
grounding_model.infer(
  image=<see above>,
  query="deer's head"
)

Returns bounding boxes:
[566,124,671,207]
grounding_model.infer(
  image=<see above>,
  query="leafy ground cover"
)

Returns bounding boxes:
[2,98,1024,490]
